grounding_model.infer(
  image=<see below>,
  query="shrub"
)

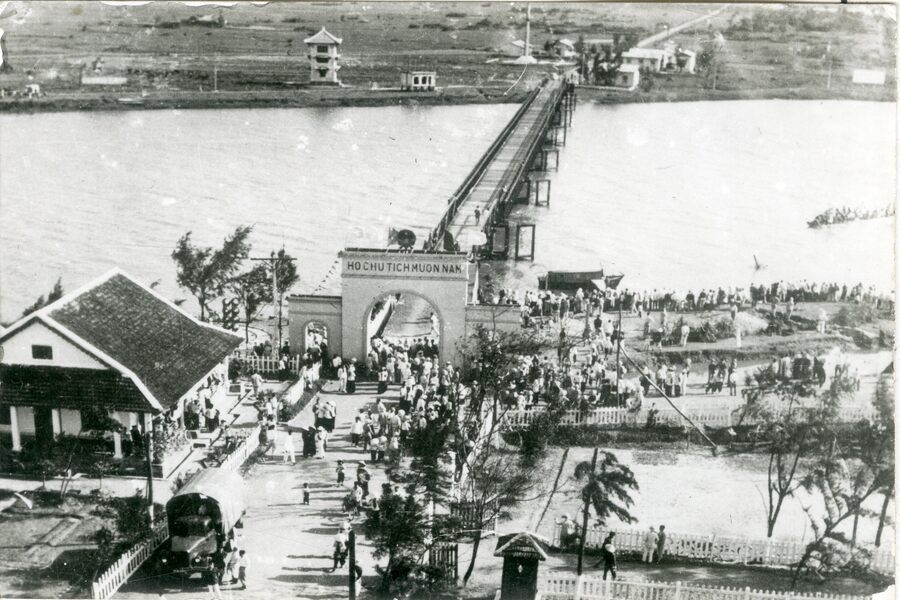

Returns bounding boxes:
[833,305,879,328]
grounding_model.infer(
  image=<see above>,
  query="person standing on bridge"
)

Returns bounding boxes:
[474,206,482,225]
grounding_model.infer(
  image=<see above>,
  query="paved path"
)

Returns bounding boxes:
[118,379,392,599]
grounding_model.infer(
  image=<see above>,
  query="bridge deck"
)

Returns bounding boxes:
[445,79,565,244]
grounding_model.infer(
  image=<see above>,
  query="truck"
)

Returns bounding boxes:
[159,468,245,577]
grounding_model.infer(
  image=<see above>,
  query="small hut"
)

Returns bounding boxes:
[493,531,551,600]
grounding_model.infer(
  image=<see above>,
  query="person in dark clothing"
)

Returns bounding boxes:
[593,533,617,580]
[130,426,143,455]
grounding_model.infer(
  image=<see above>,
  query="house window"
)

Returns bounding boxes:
[317,45,329,53]
[317,68,328,78]
[31,345,53,360]
[316,56,329,64]
[80,407,110,431]
[413,76,420,85]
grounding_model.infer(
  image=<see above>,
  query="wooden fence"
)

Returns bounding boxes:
[220,423,262,474]
[537,574,871,600]
[429,541,459,583]
[231,352,301,377]
[91,520,169,600]
[552,524,895,576]
[503,403,877,431]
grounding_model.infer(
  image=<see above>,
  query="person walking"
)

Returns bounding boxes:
[642,526,658,563]
[315,427,327,459]
[656,525,667,563]
[474,206,481,225]
[203,562,224,599]
[330,529,348,572]
[594,532,617,581]
[250,371,263,397]
[235,550,248,590]
[347,360,357,394]
[337,362,348,393]
[283,431,296,465]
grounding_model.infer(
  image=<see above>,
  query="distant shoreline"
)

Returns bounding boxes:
[0,82,894,115]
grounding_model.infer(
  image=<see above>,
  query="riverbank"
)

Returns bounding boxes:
[1,79,894,115]
[578,82,896,105]
[0,85,529,114]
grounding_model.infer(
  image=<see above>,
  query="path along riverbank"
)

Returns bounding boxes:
[0,78,894,115]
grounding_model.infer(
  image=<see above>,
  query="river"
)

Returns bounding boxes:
[502,99,895,295]
[0,103,517,321]
[0,99,894,322]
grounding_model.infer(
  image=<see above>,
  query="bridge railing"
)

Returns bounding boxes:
[493,80,567,215]
[428,84,544,249]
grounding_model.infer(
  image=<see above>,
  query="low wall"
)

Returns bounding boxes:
[465,304,522,334]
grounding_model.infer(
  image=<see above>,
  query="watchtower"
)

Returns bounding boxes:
[304,27,342,85]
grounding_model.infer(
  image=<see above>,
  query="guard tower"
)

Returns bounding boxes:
[494,531,550,600]
[304,27,342,85]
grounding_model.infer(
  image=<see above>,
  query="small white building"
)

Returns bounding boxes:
[852,69,886,85]
[621,47,672,73]
[675,48,697,74]
[304,27,342,85]
[551,38,577,59]
[615,63,641,89]
[400,70,436,91]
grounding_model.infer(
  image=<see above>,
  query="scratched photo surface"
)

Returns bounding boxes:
[0,2,895,600]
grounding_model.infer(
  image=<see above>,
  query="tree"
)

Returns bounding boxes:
[230,264,271,344]
[364,485,448,595]
[852,376,894,547]
[792,449,883,587]
[573,449,638,575]
[171,225,252,321]
[22,277,64,317]
[738,369,849,538]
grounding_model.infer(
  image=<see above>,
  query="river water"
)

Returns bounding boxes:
[503,99,896,295]
[0,103,516,321]
[0,99,895,322]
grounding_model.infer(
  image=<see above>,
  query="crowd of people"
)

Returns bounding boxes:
[480,279,893,326]
[807,204,894,229]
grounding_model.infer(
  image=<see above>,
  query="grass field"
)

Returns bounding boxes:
[0,2,894,110]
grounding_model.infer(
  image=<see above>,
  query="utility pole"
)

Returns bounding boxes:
[145,427,155,521]
[348,529,357,600]
[250,251,297,354]
[615,298,623,407]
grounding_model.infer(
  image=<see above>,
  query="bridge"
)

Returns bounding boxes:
[425,77,576,260]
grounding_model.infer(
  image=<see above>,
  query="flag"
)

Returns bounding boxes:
[387,227,401,246]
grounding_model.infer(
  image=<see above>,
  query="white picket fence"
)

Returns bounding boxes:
[537,574,871,600]
[231,351,301,377]
[220,423,262,473]
[553,524,895,576]
[91,520,169,600]
[503,403,877,431]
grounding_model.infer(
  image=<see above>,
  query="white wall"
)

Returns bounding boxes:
[1,320,108,370]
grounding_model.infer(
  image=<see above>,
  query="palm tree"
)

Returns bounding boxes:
[573,449,639,575]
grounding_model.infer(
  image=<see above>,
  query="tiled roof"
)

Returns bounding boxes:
[304,27,342,45]
[0,364,151,412]
[47,273,241,410]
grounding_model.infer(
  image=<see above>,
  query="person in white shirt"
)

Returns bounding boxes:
[283,430,296,465]
[642,526,659,563]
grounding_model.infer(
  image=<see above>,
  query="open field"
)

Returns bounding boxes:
[0,2,894,112]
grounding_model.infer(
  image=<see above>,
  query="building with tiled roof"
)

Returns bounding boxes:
[0,269,241,463]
